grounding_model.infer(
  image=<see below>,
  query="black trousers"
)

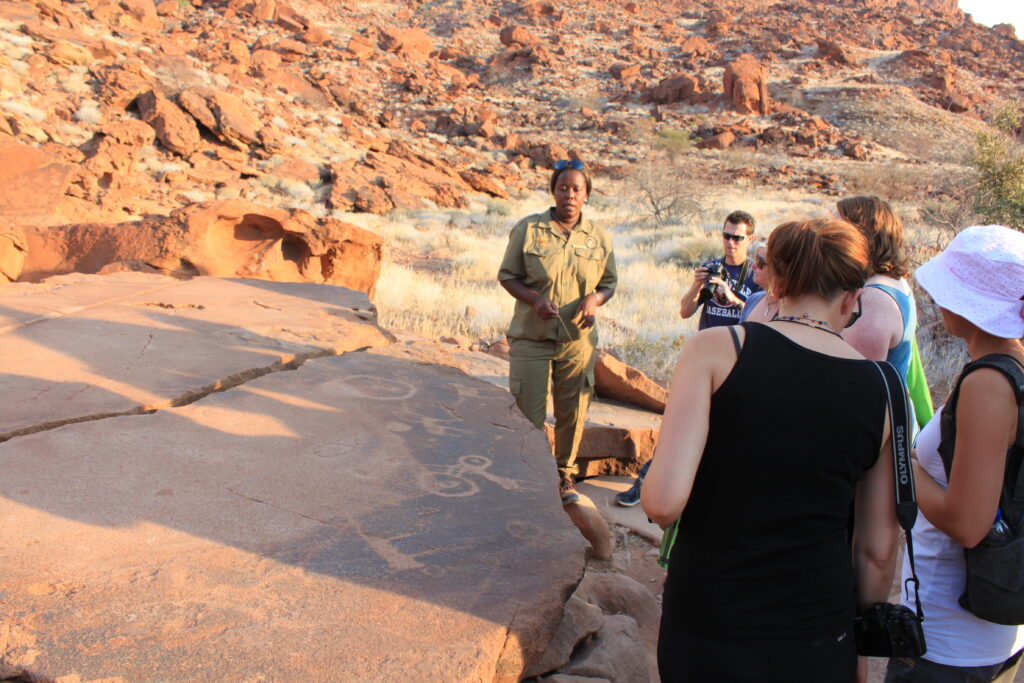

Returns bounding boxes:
[658,612,857,683]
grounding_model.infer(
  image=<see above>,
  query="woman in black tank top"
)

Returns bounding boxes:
[643,219,899,682]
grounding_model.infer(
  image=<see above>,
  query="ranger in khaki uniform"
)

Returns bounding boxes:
[498,160,617,505]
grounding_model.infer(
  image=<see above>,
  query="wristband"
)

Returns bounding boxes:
[593,290,604,305]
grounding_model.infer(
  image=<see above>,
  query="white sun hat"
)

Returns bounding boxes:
[915,225,1024,339]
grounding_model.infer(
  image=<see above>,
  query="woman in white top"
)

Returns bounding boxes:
[885,225,1024,682]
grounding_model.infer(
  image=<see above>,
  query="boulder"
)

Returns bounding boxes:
[697,130,736,150]
[0,142,74,220]
[500,25,538,47]
[576,572,661,629]
[136,89,202,157]
[460,169,511,199]
[47,40,94,66]
[723,54,770,115]
[0,226,27,282]
[944,92,972,113]
[379,27,434,59]
[817,38,853,66]
[679,34,716,57]
[525,594,605,678]
[561,615,648,683]
[593,350,667,413]
[641,73,698,105]
[179,88,262,150]
[119,0,162,31]
[610,63,642,87]
[0,276,586,681]
[19,200,384,297]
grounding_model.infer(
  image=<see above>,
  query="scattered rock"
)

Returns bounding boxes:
[576,572,661,629]
[816,38,853,66]
[560,615,648,683]
[0,141,74,220]
[593,350,667,413]
[0,226,27,282]
[525,594,605,678]
[641,72,698,105]
[697,130,736,150]
[500,25,539,47]
[135,90,201,157]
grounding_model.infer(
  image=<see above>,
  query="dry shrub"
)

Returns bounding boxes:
[625,155,706,227]
[843,161,957,203]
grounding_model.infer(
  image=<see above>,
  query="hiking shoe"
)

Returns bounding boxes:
[559,477,580,505]
[615,476,643,507]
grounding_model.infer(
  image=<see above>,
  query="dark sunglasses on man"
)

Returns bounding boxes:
[554,159,585,171]
[722,232,746,243]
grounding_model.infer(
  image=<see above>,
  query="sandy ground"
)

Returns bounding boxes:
[578,477,1024,683]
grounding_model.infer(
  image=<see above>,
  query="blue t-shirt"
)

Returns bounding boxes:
[697,258,761,330]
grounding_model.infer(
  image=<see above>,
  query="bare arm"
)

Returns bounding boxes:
[914,369,1015,547]
[679,267,708,320]
[852,418,899,609]
[842,288,901,362]
[641,326,737,526]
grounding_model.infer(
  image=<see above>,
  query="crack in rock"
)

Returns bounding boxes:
[0,346,377,444]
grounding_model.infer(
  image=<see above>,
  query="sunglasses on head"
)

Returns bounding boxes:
[722,232,746,242]
[844,296,863,329]
[554,159,585,171]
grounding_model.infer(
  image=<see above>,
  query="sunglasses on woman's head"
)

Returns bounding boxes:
[722,232,746,242]
[554,159,585,171]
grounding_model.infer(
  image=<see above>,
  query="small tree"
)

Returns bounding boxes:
[972,104,1024,230]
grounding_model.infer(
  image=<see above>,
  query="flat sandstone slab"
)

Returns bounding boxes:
[0,272,392,439]
[0,284,585,680]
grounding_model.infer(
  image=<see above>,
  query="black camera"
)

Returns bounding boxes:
[854,603,926,657]
[698,261,724,303]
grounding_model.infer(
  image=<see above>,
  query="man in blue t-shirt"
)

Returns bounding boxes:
[679,210,761,330]
[617,211,761,508]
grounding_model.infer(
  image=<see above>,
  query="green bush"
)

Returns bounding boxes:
[972,105,1024,230]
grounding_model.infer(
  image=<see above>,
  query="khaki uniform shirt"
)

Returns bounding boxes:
[498,209,617,342]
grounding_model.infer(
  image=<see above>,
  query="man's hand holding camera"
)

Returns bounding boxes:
[694,263,742,308]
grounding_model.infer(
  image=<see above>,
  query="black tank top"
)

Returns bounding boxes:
[662,322,887,639]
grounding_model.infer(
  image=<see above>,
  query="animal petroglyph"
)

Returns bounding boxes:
[418,455,527,498]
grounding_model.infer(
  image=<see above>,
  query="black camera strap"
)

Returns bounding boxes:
[873,361,924,623]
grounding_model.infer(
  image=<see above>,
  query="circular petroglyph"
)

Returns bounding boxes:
[342,375,417,400]
[458,455,490,469]
[417,471,479,498]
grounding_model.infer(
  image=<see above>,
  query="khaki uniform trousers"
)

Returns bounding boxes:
[508,335,596,479]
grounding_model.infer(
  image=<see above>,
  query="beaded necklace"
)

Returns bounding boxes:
[771,312,844,339]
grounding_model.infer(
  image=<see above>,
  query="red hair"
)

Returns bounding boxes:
[768,219,871,299]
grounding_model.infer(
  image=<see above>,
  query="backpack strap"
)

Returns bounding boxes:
[939,354,1024,523]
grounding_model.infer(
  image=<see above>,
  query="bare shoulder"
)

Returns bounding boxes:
[862,285,904,329]
[960,366,1019,405]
